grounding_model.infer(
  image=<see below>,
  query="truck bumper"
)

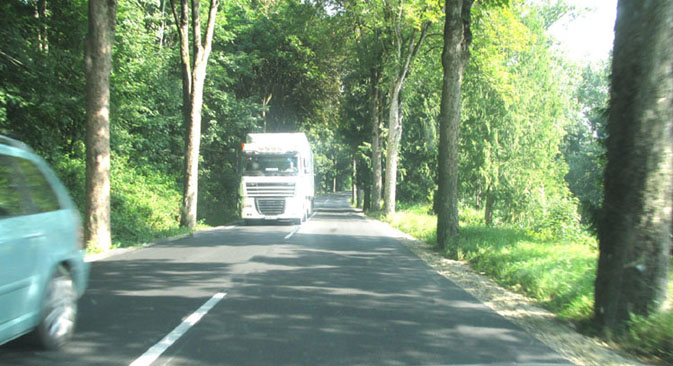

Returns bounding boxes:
[241,196,306,221]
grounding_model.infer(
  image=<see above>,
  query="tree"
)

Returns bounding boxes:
[341,1,387,211]
[84,0,117,250]
[368,36,384,211]
[170,0,219,228]
[382,4,434,216]
[435,0,474,250]
[594,0,672,333]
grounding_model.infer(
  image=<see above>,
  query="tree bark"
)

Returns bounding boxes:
[84,0,116,250]
[352,157,357,204]
[436,0,474,250]
[171,0,191,130]
[370,67,383,211]
[383,79,403,215]
[171,0,219,228]
[594,0,673,333]
[484,185,494,226]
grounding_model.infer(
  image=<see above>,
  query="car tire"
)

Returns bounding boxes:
[34,266,77,350]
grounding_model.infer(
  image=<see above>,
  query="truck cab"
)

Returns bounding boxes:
[240,133,314,225]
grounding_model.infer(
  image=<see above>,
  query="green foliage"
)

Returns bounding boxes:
[397,55,440,204]
[52,151,184,246]
[625,309,673,363]
[561,62,609,230]
[109,158,183,245]
[226,0,343,132]
[0,0,87,155]
[459,1,581,236]
[111,0,184,174]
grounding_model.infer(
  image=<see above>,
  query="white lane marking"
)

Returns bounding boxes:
[129,292,227,366]
[284,225,301,240]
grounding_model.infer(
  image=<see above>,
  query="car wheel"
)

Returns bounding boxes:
[35,266,77,350]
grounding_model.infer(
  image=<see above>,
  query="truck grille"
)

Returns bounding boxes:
[255,199,285,216]
[246,182,295,197]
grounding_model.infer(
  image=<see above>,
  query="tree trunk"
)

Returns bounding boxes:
[484,186,494,226]
[594,0,673,333]
[181,62,207,228]
[383,80,403,216]
[352,157,357,204]
[84,0,116,250]
[370,67,383,211]
[363,186,371,211]
[262,93,272,133]
[171,0,219,228]
[171,0,191,131]
[436,0,473,250]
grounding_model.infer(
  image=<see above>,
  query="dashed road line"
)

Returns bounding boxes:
[129,292,227,366]
[284,212,317,240]
[284,225,301,240]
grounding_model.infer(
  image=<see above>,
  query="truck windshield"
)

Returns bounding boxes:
[243,154,299,176]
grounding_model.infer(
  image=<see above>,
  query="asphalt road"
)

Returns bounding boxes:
[0,192,570,366]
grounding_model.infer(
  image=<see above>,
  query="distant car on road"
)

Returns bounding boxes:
[0,136,89,350]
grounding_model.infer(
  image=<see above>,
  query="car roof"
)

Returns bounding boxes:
[0,135,34,153]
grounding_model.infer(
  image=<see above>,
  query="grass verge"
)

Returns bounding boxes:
[377,203,673,364]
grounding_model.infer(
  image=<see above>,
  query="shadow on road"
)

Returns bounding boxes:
[0,194,568,366]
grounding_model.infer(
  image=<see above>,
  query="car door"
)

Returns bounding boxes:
[0,154,40,332]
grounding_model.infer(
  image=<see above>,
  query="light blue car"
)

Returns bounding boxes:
[0,136,89,350]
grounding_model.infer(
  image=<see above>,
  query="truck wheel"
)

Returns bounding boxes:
[34,266,77,350]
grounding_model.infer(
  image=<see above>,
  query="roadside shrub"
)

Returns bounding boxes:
[110,157,182,245]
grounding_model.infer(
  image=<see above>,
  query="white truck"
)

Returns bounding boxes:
[240,133,315,224]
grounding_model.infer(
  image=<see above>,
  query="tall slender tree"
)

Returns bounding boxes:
[170,0,219,228]
[594,0,673,333]
[382,6,433,216]
[435,0,474,250]
[84,0,117,250]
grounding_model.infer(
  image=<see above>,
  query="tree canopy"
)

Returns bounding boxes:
[0,0,615,238]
